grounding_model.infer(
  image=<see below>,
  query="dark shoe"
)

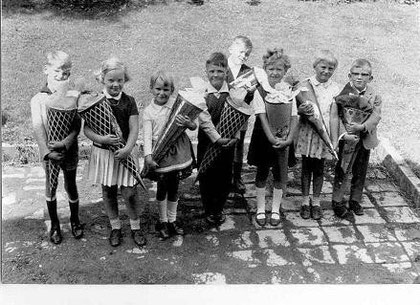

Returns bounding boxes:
[131,230,147,247]
[156,222,170,240]
[215,213,226,225]
[70,221,84,239]
[50,226,63,244]
[270,212,281,227]
[311,206,323,220]
[109,229,122,247]
[255,212,266,227]
[349,200,364,216]
[332,201,350,219]
[205,214,217,225]
[300,205,311,219]
[168,222,185,236]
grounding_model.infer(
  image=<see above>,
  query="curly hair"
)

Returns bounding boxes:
[262,48,291,71]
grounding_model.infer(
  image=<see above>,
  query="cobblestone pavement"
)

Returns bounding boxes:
[2,160,420,284]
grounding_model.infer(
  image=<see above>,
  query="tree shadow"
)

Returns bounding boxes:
[1,0,166,21]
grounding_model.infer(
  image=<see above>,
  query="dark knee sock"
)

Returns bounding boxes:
[47,199,60,227]
[69,200,80,223]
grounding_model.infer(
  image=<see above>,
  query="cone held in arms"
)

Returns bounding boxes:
[295,80,338,160]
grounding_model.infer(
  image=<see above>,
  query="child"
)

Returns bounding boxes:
[295,50,341,220]
[84,57,146,247]
[247,49,298,227]
[30,51,83,244]
[227,35,254,195]
[197,52,247,225]
[142,71,196,239]
[330,59,382,218]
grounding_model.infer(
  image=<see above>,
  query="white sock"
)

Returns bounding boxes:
[110,218,121,230]
[256,187,266,219]
[302,195,310,206]
[130,219,140,230]
[167,200,178,223]
[272,188,283,219]
[158,199,168,223]
[312,196,321,207]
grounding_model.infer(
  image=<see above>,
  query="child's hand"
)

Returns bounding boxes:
[47,151,64,163]
[229,88,248,104]
[176,115,196,130]
[348,123,365,134]
[297,102,314,116]
[114,147,131,161]
[272,138,289,150]
[145,155,159,170]
[216,137,237,148]
[102,134,120,146]
[343,133,360,143]
[48,141,66,152]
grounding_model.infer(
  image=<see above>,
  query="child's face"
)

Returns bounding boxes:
[206,64,227,91]
[265,61,286,87]
[228,41,251,66]
[314,61,336,83]
[103,69,125,97]
[151,79,173,106]
[348,66,373,91]
[45,65,71,82]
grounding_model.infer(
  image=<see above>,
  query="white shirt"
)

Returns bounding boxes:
[308,75,340,124]
[228,57,241,80]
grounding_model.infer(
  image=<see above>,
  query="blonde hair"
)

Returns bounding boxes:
[231,35,253,53]
[350,58,372,75]
[313,50,338,69]
[95,57,130,83]
[262,48,291,71]
[149,70,175,92]
[46,51,72,71]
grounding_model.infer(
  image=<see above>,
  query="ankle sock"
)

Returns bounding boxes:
[167,200,178,223]
[312,197,321,207]
[130,218,140,230]
[110,218,121,230]
[272,188,283,219]
[302,195,310,206]
[158,199,168,223]
[256,187,266,219]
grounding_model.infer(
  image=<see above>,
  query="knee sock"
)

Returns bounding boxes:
[68,198,80,223]
[158,199,168,223]
[129,218,140,231]
[256,187,266,219]
[312,196,321,207]
[46,199,60,228]
[110,218,121,230]
[272,188,283,219]
[302,195,310,206]
[167,200,178,223]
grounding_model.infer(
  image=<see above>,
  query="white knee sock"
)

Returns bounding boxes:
[158,199,168,223]
[167,200,178,223]
[272,188,283,218]
[256,187,266,218]
[130,218,140,230]
[110,218,121,230]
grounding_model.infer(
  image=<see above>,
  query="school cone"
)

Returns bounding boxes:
[78,93,146,190]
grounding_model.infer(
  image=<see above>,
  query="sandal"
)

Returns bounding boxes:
[255,212,266,227]
[270,212,281,227]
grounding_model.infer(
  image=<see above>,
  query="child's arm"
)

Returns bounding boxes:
[83,124,119,146]
[361,94,382,134]
[329,102,340,149]
[176,115,197,131]
[115,114,139,161]
[48,115,81,152]
[142,111,159,171]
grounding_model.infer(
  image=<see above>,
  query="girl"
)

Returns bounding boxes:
[295,50,341,220]
[84,57,146,247]
[247,48,298,227]
[142,71,196,239]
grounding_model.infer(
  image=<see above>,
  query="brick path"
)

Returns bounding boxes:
[2,160,420,284]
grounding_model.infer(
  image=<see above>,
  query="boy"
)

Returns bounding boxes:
[197,52,247,225]
[227,35,254,194]
[30,51,83,244]
[330,59,382,218]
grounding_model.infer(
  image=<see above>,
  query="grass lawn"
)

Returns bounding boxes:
[1,0,419,173]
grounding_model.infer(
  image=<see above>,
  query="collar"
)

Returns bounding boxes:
[152,94,176,109]
[206,81,230,95]
[309,75,332,88]
[350,82,367,95]
[40,84,53,94]
[103,90,122,101]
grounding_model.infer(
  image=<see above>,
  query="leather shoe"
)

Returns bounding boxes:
[311,206,323,220]
[131,230,147,247]
[156,222,170,240]
[168,222,184,236]
[71,221,84,239]
[332,201,350,219]
[215,213,226,225]
[349,200,364,215]
[109,229,122,247]
[270,212,281,227]
[50,226,63,244]
[300,205,311,219]
[205,214,217,225]
[255,212,266,227]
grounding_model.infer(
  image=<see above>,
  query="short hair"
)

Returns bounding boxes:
[206,52,228,68]
[149,70,175,91]
[46,51,72,71]
[350,58,372,74]
[262,48,291,71]
[95,57,130,83]
[232,35,253,53]
[313,50,338,69]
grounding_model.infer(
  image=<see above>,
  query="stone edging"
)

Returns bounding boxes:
[2,137,419,207]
